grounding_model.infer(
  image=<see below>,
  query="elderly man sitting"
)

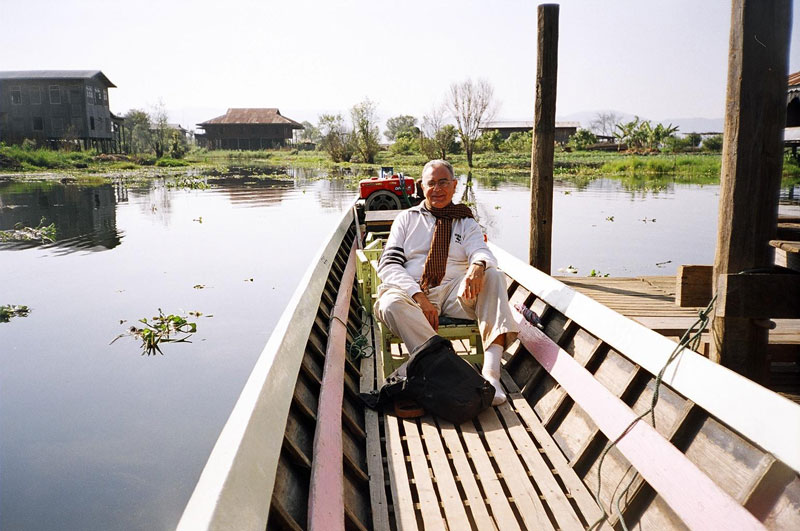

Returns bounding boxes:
[374,159,519,405]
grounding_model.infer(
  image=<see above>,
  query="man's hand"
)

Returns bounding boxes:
[412,292,439,331]
[461,263,486,300]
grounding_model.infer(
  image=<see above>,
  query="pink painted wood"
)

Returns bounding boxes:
[512,308,766,530]
[307,243,357,531]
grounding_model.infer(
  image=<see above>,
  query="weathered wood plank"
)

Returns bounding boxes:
[402,419,446,530]
[459,418,522,528]
[474,408,556,530]
[359,327,389,531]
[501,371,606,527]
[495,401,585,531]
[437,420,499,530]
[675,265,713,307]
[384,414,418,531]
[417,417,472,530]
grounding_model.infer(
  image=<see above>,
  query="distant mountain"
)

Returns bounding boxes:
[555,110,723,136]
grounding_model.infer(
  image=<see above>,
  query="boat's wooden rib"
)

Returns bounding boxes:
[492,243,800,475]
[497,246,800,530]
[514,311,765,530]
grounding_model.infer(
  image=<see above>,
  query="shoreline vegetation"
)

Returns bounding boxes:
[1,144,799,186]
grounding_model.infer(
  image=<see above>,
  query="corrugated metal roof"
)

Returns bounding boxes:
[0,70,116,87]
[479,120,580,129]
[789,71,800,87]
[199,108,303,127]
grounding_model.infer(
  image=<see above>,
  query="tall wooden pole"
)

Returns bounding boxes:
[529,3,559,274]
[712,0,791,380]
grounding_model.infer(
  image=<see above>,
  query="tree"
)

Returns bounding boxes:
[169,130,187,159]
[421,104,457,160]
[477,129,503,152]
[318,113,353,162]
[503,131,532,153]
[384,115,418,142]
[149,101,170,158]
[390,130,418,155]
[614,117,677,151]
[350,99,380,163]
[124,109,152,154]
[702,134,723,152]
[567,129,598,151]
[448,78,495,167]
[297,120,321,144]
[589,111,622,137]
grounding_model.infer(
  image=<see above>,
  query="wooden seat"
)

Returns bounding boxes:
[355,233,484,376]
[380,316,484,376]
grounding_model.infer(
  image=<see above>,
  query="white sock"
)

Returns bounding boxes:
[482,343,506,406]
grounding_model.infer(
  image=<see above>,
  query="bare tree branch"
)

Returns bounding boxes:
[447,78,496,167]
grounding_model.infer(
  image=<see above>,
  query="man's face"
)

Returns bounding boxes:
[422,165,457,209]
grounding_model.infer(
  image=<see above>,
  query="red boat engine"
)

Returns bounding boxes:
[358,167,418,210]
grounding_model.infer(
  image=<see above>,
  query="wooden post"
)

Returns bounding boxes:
[711,0,791,380]
[529,3,559,274]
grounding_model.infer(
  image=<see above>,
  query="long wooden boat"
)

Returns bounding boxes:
[177,205,800,530]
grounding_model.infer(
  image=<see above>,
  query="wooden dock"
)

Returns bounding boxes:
[557,275,800,403]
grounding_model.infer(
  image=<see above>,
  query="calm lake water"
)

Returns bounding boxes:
[0,167,795,530]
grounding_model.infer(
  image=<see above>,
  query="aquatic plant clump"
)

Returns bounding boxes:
[111,309,197,355]
[166,176,210,190]
[0,217,56,243]
[0,305,31,323]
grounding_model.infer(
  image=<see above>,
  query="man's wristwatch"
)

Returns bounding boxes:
[473,260,487,270]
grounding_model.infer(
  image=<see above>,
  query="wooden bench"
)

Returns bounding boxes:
[381,316,484,375]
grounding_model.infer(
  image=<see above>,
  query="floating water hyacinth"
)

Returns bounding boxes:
[0,217,56,243]
[0,305,31,323]
[110,309,197,355]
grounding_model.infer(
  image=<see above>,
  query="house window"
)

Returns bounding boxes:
[30,87,42,105]
[95,88,102,104]
[103,89,108,102]
[49,85,61,104]
[10,86,21,104]
[86,86,94,104]
[52,117,64,133]
[33,117,44,131]
[90,116,95,130]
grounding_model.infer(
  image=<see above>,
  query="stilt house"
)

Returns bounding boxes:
[196,108,303,150]
[0,70,123,152]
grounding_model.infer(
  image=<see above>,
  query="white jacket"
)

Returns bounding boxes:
[377,203,497,298]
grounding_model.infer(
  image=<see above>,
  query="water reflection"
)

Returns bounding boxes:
[0,180,122,251]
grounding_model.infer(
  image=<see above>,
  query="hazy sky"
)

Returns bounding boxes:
[2,0,798,130]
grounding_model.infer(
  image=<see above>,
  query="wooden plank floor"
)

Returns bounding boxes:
[557,275,800,404]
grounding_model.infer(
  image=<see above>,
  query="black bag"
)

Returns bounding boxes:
[360,335,495,425]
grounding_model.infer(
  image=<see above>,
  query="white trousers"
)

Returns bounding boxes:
[374,268,519,353]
